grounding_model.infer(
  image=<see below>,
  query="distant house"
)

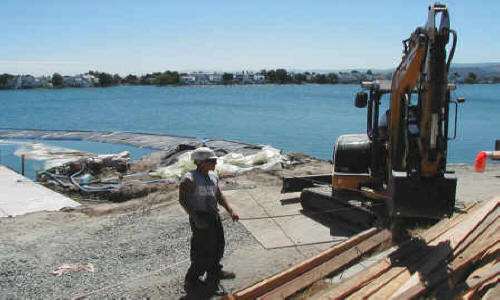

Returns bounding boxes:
[63,74,98,87]
[37,76,53,88]
[180,75,196,84]
[208,74,222,83]
[193,73,209,84]
[252,74,265,83]
[6,76,22,89]
[179,72,264,85]
[5,75,44,89]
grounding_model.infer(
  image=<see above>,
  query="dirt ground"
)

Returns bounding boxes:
[0,152,498,299]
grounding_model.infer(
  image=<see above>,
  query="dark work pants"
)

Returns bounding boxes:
[185,212,225,285]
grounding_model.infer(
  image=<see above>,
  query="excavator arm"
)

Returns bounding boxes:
[389,3,456,177]
[386,3,458,218]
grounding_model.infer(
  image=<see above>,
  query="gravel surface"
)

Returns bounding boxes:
[0,205,254,299]
[1,156,498,299]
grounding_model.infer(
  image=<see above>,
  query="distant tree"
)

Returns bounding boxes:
[98,72,114,86]
[314,74,329,84]
[366,70,373,75]
[293,73,306,83]
[52,73,64,87]
[154,71,179,85]
[328,72,339,83]
[464,72,477,84]
[140,74,154,85]
[275,69,289,84]
[112,74,122,85]
[266,70,276,83]
[123,74,139,85]
[0,73,13,88]
[222,73,233,84]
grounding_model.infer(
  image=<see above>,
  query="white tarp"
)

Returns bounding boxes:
[1,140,93,169]
[1,140,284,179]
[149,146,283,179]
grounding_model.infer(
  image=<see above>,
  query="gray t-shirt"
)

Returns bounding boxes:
[180,170,219,214]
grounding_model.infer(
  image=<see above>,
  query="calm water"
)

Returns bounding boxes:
[1,84,499,163]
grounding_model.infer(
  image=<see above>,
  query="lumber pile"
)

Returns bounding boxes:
[312,195,499,299]
[225,227,392,300]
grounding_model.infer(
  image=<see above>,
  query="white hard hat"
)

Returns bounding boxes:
[191,147,218,162]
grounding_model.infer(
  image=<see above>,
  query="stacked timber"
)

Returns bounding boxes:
[225,228,392,299]
[225,196,498,299]
[313,195,499,299]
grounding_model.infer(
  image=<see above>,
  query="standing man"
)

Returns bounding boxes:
[179,147,239,297]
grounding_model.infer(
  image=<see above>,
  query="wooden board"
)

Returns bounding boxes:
[259,230,391,300]
[387,198,498,299]
[314,202,478,300]
[227,228,380,300]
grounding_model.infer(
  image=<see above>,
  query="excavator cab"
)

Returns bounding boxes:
[337,80,458,219]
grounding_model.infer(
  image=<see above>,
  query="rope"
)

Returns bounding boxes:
[245,189,308,257]
[70,258,190,300]
[238,203,384,221]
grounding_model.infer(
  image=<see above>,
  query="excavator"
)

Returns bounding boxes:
[282,3,462,229]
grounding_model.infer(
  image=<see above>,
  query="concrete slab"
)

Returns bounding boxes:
[0,166,80,217]
[225,187,350,249]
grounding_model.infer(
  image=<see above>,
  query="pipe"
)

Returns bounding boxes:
[69,164,121,192]
[474,151,500,172]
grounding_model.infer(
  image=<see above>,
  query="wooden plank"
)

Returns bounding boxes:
[394,221,499,299]
[463,261,500,293]
[453,205,499,256]
[258,230,391,300]
[385,197,499,299]
[429,245,499,299]
[315,202,478,300]
[226,227,380,300]
[420,200,478,243]
[356,198,497,299]
[462,275,499,300]
[342,240,428,299]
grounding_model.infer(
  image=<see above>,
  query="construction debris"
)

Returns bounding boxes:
[53,263,95,277]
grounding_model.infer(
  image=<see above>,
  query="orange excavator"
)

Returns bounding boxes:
[283,3,462,227]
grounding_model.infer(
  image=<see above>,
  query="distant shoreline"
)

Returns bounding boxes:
[2,81,498,92]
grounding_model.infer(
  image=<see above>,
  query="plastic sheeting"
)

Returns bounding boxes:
[149,146,283,179]
[10,141,93,169]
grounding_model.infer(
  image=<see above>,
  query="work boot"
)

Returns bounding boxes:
[206,280,227,297]
[184,278,212,300]
[184,277,206,292]
[218,269,236,280]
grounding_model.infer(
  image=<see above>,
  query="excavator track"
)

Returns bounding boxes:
[300,186,385,230]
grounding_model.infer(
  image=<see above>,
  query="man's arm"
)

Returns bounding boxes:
[216,186,239,221]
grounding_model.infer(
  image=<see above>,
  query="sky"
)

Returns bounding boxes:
[1,0,499,76]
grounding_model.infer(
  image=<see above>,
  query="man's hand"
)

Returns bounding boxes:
[230,210,239,222]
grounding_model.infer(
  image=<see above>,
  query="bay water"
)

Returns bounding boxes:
[0,84,498,169]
